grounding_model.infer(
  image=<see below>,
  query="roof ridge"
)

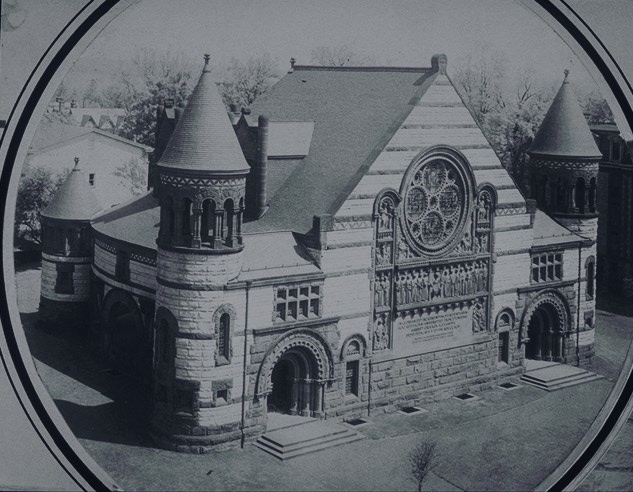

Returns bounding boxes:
[292,65,432,73]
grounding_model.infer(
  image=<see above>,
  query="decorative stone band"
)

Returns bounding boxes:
[495,203,528,216]
[394,296,487,319]
[95,237,157,267]
[531,159,599,172]
[255,328,335,398]
[159,173,246,206]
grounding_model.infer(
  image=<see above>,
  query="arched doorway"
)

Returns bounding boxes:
[256,330,334,420]
[268,347,319,416]
[102,290,147,379]
[524,299,567,362]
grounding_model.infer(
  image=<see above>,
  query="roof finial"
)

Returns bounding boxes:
[203,53,211,73]
[288,57,296,74]
[564,69,570,82]
[73,157,79,169]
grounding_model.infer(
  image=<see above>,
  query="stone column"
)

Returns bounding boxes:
[534,330,542,360]
[557,333,564,360]
[301,379,312,416]
[289,379,299,415]
[191,208,202,248]
[313,382,325,418]
[214,210,224,248]
[173,204,184,246]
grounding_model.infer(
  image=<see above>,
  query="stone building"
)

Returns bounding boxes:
[591,123,633,301]
[38,54,598,452]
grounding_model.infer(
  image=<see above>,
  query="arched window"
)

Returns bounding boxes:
[586,256,596,299]
[218,313,230,361]
[201,199,215,242]
[213,304,235,366]
[341,336,365,398]
[575,177,586,213]
[164,196,174,238]
[588,178,597,213]
[182,198,192,240]
[224,198,235,246]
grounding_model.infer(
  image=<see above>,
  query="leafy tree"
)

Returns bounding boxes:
[113,157,148,196]
[310,44,377,67]
[114,48,196,147]
[82,78,102,108]
[15,166,68,245]
[582,91,615,124]
[219,53,280,109]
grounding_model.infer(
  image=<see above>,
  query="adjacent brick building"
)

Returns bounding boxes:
[39,54,599,452]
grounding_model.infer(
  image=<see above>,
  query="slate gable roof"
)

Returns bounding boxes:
[158,58,250,174]
[42,162,101,220]
[529,72,602,159]
[243,65,436,234]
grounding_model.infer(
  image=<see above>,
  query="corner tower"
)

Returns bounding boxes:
[528,70,602,241]
[38,158,101,330]
[151,55,250,450]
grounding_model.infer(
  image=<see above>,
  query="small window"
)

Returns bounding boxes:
[586,257,596,299]
[531,252,563,283]
[115,250,130,281]
[611,140,621,162]
[345,361,359,397]
[217,313,230,363]
[216,389,228,405]
[275,284,322,323]
[174,390,193,415]
[89,173,95,186]
[55,263,74,294]
[158,320,170,363]
[498,332,509,364]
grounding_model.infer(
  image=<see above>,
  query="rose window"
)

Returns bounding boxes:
[402,158,469,255]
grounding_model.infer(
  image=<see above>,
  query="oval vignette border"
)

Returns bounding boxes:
[0,1,632,490]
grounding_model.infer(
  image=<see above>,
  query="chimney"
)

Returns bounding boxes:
[431,54,447,75]
[255,115,269,218]
[56,97,64,112]
[164,98,174,108]
[70,99,77,108]
[175,102,185,121]
[242,107,251,116]
[289,57,296,73]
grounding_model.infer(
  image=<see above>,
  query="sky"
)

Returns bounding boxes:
[74,0,599,93]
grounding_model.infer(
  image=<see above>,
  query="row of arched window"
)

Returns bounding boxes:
[160,196,244,249]
[533,175,597,214]
[43,224,91,256]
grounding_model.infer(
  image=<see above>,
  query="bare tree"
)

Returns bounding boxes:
[219,53,280,109]
[310,44,377,67]
[409,439,437,492]
[113,157,148,196]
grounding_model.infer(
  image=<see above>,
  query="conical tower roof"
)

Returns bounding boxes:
[529,70,602,159]
[41,158,102,220]
[157,55,250,174]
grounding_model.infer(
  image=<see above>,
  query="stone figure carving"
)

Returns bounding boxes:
[393,260,489,305]
[374,274,390,307]
[378,197,395,231]
[472,303,486,333]
[477,191,492,224]
[373,314,390,351]
[376,242,392,266]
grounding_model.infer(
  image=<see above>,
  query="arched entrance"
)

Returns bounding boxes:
[268,347,319,416]
[522,292,569,362]
[102,289,147,378]
[256,329,334,419]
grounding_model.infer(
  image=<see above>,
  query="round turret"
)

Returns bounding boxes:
[151,55,252,451]
[38,158,101,330]
[528,70,601,240]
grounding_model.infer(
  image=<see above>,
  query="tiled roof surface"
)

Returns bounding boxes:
[531,210,584,247]
[529,74,602,159]
[29,122,151,153]
[91,191,160,249]
[243,66,435,234]
[267,122,314,157]
[42,165,102,220]
[158,61,250,174]
[236,232,320,281]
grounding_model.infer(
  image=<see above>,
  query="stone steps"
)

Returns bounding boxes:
[520,363,603,391]
[254,420,364,460]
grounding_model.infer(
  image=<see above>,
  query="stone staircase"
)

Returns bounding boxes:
[520,362,603,391]
[254,419,364,460]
